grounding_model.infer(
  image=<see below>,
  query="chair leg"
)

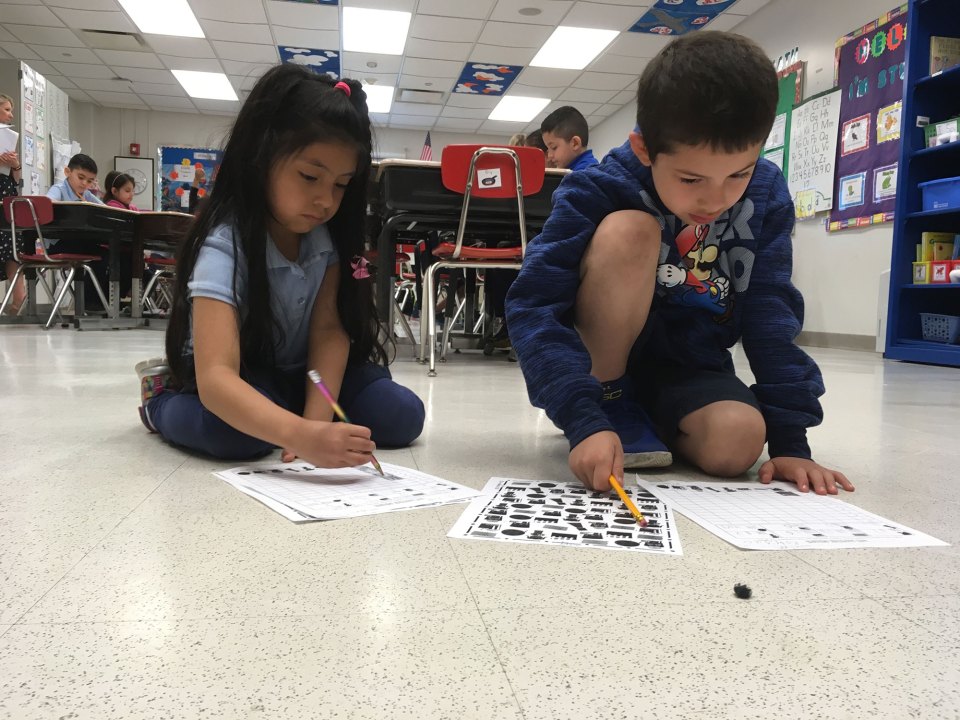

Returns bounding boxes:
[440,297,465,363]
[425,263,445,375]
[420,264,437,363]
[46,267,76,329]
[141,270,161,310]
[81,264,110,312]
[393,299,415,345]
[0,266,26,315]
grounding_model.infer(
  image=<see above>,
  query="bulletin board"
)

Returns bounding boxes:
[18,62,71,196]
[828,4,908,231]
[158,145,222,212]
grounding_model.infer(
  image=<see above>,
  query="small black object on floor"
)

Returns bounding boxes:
[733,583,752,599]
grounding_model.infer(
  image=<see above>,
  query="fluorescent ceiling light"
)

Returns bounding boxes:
[531,27,619,70]
[118,0,204,38]
[172,70,238,101]
[342,7,411,55]
[489,96,551,123]
[362,84,394,114]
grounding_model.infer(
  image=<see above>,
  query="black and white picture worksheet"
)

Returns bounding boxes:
[638,479,948,551]
[448,477,682,555]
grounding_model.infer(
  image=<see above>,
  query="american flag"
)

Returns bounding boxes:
[419,131,433,161]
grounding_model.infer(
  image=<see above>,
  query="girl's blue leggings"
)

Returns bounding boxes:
[147,363,425,460]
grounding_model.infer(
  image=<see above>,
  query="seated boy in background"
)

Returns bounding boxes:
[541,106,597,171]
[47,154,104,203]
[506,32,853,496]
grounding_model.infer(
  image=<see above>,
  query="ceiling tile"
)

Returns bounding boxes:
[410,16,483,44]
[273,28,340,48]
[109,67,178,84]
[400,57,462,78]
[403,38,473,63]
[4,43,40,60]
[433,117,484,131]
[489,0,574,26]
[33,45,103,64]
[87,90,148,108]
[574,71,635,91]
[199,20,274,44]
[417,0,495,20]
[159,56,225,73]
[606,32,671,59]
[507,83,557,99]
[228,73,268,92]
[266,1,339,29]
[479,119,528,135]
[0,5,64,26]
[396,74,447,91]
[341,52,403,74]
[64,88,95,103]
[704,13,747,32]
[0,27,17,43]
[95,49,165,69]
[140,95,197,111]
[131,82,186,97]
[43,0,117,9]
[189,0,268,23]
[143,36,217,58]
[611,89,634,104]
[342,0,416,11]
[43,75,77,89]
[479,21,553,48]
[72,77,142,92]
[369,112,390,125]
[210,41,278,63]
[728,0,770,13]
[595,102,626,116]
[0,48,10,61]
[446,93,500,109]
[219,60,275,77]
[6,26,83,47]
[515,67,580,88]
[549,100,601,115]
[191,98,243,112]
[50,8,138,33]
[355,71,398,86]
[588,52,648,75]
[51,61,115,79]
[387,115,436,128]
[563,2,644,30]
[471,45,537,66]
[441,105,485,119]
[391,102,442,117]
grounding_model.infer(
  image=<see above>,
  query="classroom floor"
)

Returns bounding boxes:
[0,326,958,720]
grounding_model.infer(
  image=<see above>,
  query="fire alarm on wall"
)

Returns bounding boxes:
[130,143,141,156]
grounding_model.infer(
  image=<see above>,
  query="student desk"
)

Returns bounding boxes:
[369,159,569,318]
[5,202,192,329]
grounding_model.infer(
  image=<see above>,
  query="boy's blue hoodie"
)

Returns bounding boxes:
[505,141,824,460]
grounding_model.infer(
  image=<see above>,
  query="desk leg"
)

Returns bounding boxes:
[131,227,144,321]
[375,218,399,332]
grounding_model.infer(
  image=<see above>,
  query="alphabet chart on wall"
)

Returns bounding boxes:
[637,479,948,551]
[215,462,478,523]
[448,477,682,555]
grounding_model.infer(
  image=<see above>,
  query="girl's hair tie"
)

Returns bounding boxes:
[334,81,351,97]
[350,255,370,280]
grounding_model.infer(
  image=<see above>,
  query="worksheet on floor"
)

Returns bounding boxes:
[448,476,682,555]
[215,462,478,523]
[637,479,948,550]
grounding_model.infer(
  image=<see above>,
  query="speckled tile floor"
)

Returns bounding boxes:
[1,327,958,720]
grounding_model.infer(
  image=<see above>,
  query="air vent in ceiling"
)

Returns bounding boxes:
[397,88,445,105]
[78,29,147,52]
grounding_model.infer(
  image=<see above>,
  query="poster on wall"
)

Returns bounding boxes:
[23,101,35,135]
[159,146,222,212]
[786,88,842,220]
[763,67,802,178]
[828,4,907,231]
[35,139,46,171]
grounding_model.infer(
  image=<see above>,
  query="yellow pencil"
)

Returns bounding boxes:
[608,474,648,527]
[307,370,384,476]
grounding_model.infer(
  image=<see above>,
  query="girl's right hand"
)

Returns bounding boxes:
[284,419,376,468]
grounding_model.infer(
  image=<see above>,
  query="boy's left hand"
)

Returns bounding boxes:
[759,457,854,495]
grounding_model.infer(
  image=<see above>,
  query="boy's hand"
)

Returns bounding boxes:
[282,419,375,468]
[569,431,623,492]
[759,457,854,495]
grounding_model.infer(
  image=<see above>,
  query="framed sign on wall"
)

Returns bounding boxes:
[114,155,156,211]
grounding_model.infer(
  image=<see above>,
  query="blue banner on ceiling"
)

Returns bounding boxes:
[278,47,341,79]
[630,0,735,36]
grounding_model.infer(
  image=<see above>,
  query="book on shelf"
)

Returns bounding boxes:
[931,36,960,75]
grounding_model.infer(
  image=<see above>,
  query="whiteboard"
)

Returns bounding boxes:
[786,88,841,220]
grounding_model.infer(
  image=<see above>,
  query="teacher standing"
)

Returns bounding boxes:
[0,92,26,314]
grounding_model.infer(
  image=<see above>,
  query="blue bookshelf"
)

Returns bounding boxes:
[885,0,960,366]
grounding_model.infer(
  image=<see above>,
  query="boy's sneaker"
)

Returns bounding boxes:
[135,357,170,433]
[601,375,672,469]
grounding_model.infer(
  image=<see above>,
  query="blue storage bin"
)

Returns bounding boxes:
[919,176,960,211]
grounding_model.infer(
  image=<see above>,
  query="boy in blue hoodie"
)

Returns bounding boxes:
[506,32,853,496]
